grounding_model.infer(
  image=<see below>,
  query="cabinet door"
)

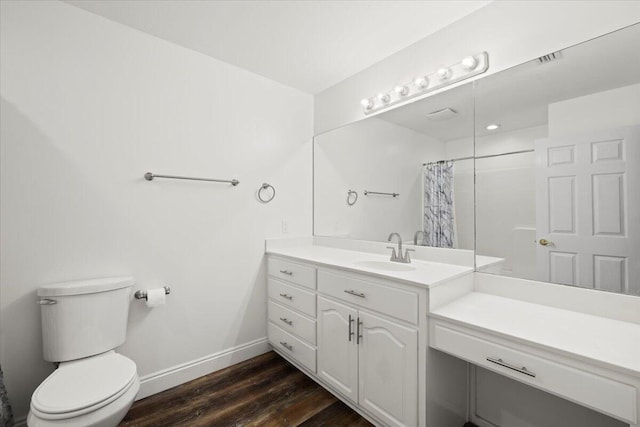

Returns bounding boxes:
[358,311,418,427]
[317,296,358,403]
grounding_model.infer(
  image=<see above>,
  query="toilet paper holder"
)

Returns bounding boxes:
[134,286,171,300]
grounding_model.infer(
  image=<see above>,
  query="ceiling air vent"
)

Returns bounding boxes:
[537,51,562,64]
[425,108,458,121]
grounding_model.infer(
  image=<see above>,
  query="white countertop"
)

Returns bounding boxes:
[430,292,640,376]
[267,244,473,288]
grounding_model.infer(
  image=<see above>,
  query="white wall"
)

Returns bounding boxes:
[314,1,640,134]
[314,117,445,242]
[0,0,312,420]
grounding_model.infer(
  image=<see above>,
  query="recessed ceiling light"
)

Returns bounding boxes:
[486,124,500,130]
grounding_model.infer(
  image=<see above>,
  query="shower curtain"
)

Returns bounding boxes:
[423,161,456,248]
[0,365,14,427]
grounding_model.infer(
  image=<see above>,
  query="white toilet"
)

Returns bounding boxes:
[27,277,140,427]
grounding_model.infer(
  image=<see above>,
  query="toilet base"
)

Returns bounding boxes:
[27,376,139,427]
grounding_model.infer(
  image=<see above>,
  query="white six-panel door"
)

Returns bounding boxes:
[535,125,640,295]
[317,296,359,403]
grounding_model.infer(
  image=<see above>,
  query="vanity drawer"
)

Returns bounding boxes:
[431,321,637,424]
[268,300,316,345]
[268,278,316,317]
[269,322,316,373]
[268,257,316,289]
[318,270,418,324]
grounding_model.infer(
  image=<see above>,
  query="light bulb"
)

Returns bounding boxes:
[360,98,374,110]
[486,124,500,130]
[394,85,409,97]
[413,76,428,89]
[377,93,391,104]
[461,56,478,70]
[437,67,451,80]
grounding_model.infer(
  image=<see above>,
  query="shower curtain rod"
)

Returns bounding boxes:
[422,149,535,166]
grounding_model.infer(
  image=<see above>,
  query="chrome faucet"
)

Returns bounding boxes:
[413,230,425,246]
[387,233,414,263]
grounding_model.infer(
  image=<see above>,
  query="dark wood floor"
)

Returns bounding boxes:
[119,351,374,427]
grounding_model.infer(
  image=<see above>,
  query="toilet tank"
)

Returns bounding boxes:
[37,277,134,362]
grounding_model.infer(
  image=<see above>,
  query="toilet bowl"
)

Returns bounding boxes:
[27,351,140,427]
[28,277,140,427]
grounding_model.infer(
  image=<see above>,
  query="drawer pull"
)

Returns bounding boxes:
[344,289,365,298]
[280,341,293,351]
[487,357,536,378]
[279,293,293,300]
[279,317,293,326]
[279,270,294,276]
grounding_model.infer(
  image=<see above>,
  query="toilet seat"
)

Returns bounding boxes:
[30,352,137,420]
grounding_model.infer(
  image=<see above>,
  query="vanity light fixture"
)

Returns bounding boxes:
[360,98,374,110]
[361,52,489,115]
[394,85,410,97]
[414,77,429,89]
[486,124,501,130]
[436,66,452,80]
[461,56,478,70]
[377,93,391,104]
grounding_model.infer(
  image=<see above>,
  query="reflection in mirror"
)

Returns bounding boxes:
[474,24,640,296]
[314,83,475,257]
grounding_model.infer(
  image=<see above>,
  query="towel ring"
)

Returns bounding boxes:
[258,183,276,203]
[347,190,358,206]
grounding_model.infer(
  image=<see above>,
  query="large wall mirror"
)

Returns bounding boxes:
[314,23,639,296]
[475,23,640,296]
[314,83,476,265]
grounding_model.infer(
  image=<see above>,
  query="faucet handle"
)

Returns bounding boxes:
[404,248,415,263]
[386,246,398,261]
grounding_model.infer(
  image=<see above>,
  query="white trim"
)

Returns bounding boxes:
[136,337,270,400]
[13,415,27,427]
[469,365,499,427]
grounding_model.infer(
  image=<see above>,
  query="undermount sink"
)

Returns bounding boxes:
[354,260,416,272]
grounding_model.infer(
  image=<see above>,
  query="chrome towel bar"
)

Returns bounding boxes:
[364,190,399,197]
[145,172,239,186]
[134,286,171,300]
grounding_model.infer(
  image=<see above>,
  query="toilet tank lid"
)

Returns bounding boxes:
[37,276,134,297]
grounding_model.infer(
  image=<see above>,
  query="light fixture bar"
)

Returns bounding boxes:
[361,52,489,115]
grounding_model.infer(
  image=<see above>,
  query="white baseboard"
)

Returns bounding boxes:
[13,415,27,427]
[137,337,270,400]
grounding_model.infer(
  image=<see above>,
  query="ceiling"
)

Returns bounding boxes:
[378,23,640,141]
[65,0,490,94]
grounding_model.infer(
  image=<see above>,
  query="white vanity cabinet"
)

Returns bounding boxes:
[317,297,359,402]
[429,277,640,427]
[267,253,431,427]
[317,269,419,427]
[266,257,318,372]
[317,296,418,427]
